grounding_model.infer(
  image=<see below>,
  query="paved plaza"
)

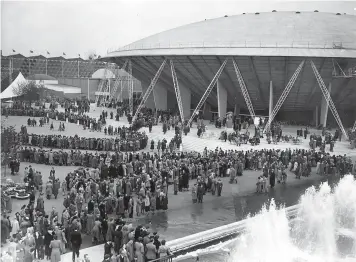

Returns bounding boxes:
[3,106,355,255]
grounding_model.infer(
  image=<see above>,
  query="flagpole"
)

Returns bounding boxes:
[9,58,13,84]
[29,57,31,76]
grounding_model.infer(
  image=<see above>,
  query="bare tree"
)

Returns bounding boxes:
[1,124,16,177]
[86,50,97,60]
[13,81,42,103]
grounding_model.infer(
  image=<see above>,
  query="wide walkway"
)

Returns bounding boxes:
[2,107,355,262]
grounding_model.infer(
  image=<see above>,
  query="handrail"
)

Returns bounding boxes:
[166,204,299,254]
[107,41,356,53]
[149,254,175,262]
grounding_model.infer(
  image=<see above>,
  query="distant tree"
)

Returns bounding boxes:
[13,81,41,103]
[1,124,17,177]
[86,50,97,60]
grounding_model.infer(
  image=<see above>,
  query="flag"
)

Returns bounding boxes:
[98,55,101,59]
[78,54,80,57]
[47,51,50,55]
[63,52,66,56]
[12,49,16,52]
[30,50,34,53]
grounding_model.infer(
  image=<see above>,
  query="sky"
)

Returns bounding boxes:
[1,0,356,58]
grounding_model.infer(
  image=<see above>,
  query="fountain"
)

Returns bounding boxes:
[176,175,356,262]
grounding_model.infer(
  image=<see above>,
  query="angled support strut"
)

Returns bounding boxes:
[187,58,228,126]
[170,60,185,122]
[232,59,256,120]
[128,60,134,115]
[310,60,348,140]
[132,59,167,123]
[263,60,305,133]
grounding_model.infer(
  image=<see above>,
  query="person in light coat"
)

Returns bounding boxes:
[11,216,20,237]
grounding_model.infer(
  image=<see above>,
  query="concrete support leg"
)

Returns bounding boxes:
[142,82,155,110]
[217,80,227,118]
[203,103,211,120]
[167,92,177,111]
[180,83,191,119]
[269,81,273,119]
[153,82,167,110]
[234,104,240,116]
[320,82,332,127]
[314,106,319,127]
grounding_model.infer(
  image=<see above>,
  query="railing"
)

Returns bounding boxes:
[165,205,299,256]
[107,41,356,53]
[149,254,175,262]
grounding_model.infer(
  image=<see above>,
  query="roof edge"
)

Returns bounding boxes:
[104,47,356,59]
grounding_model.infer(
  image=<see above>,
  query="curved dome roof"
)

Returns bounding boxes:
[107,11,356,58]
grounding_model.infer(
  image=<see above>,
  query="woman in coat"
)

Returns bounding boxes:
[54,226,66,254]
[46,181,53,200]
[44,230,53,260]
[49,235,62,262]
[113,226,123,254]
[134,237,145,262]
[126,238,134,262]
[92,219,102,244]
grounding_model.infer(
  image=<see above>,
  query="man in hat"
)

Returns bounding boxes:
[145,238,157,261]
[70,226,82,262]
[102,254,111,262]
[217,178,223,197]
[36,193,45,213]
[153,233,161,250]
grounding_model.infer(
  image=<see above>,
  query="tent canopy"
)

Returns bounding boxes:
[0,72,27,99]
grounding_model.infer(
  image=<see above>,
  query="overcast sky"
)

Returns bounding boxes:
[1,0,356,58]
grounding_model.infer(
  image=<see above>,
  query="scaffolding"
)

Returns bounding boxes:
[332,59,356,78]
[95,63,115,105]
[109,59,129,101]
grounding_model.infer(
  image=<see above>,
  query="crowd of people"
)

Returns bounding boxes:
[2,98,356,262]
[11,125,148,153]
[3,107,107,133]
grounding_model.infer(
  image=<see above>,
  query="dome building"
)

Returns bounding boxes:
[104,11,356,127]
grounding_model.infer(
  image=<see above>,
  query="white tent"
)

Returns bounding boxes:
[0,72,27,99]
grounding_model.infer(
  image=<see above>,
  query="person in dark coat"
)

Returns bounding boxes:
[70,228,82,262]
[269,169,276,188]
[44,230,53,260]
[113,225,123,254]
[53,179,60,199]
[34,231,44,260]
[104,241,113,257]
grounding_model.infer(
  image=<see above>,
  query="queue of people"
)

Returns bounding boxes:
[12,128,149,153]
